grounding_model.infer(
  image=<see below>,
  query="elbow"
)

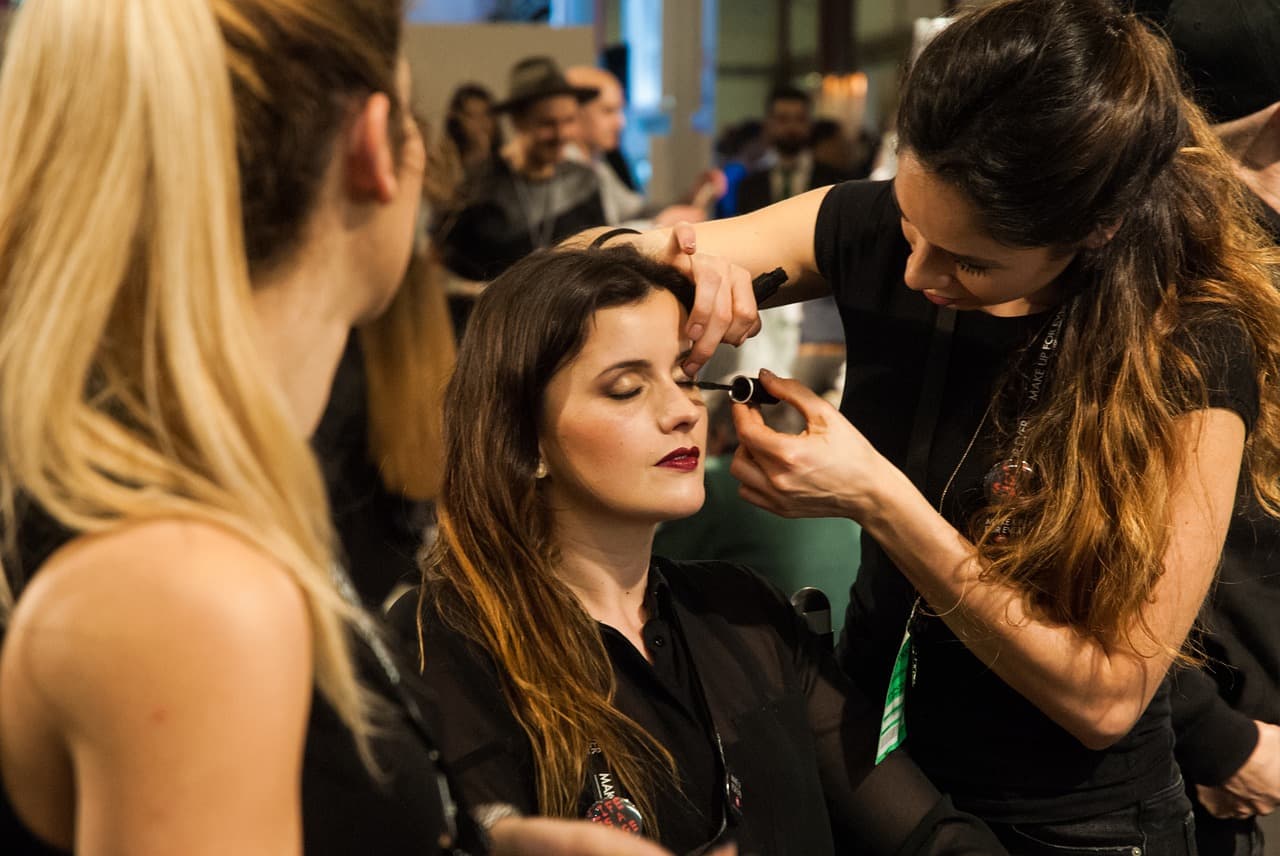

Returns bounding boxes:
[1066,698,1145,751]
[1073,723,1132,752]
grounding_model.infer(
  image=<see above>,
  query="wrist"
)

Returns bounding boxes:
[847,455,915,524]
[474,802,524,853]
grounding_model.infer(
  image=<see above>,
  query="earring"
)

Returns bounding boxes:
[534,460,549,480]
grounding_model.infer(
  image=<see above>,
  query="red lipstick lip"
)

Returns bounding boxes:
[657,446,701,470]
[923,290,960,306]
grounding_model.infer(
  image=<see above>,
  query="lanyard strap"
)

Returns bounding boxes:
[904,307,957,492]
[1005,305,1067,467]
[879,303,1068,765]
[330,565,464,851]
[877,308,954,765]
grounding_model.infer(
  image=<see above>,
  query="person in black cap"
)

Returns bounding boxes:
[433,55,607,332]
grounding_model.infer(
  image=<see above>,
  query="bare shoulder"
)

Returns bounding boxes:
[4,516,312,737]
[1,518,313,853]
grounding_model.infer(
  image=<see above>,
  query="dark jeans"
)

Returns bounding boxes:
[986,778,1197,856]
[1190,802,1264,856]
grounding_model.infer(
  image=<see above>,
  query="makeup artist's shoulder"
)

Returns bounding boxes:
[7,519,311,718]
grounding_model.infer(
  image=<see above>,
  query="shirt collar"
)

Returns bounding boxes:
[644,560,676,621]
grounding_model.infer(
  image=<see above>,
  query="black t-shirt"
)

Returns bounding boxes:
[392,557,1007,856]
[815,179,1261,823]
[0,508,482,856]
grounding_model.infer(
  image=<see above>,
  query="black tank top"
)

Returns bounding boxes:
[0,506,482,855]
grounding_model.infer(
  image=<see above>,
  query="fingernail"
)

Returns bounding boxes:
[684,361,703,376]
[683,241,696,252]
[688,323,704,340]
[760,368,774,378]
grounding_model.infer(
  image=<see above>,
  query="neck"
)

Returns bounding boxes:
[553,508,656,634]
[251,249,357,436]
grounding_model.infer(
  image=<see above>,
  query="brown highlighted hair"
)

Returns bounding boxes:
[899,0,1280,649]
[420,247,693,825]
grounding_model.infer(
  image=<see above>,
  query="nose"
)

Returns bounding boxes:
[903,240,954,293]
[657,379,702,434]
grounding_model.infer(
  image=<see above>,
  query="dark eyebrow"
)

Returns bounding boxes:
[596,349,694,380]
[596,359,651,379]
[891,183,1003,269]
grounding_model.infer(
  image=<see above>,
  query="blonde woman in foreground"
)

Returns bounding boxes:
[0,1,686,854]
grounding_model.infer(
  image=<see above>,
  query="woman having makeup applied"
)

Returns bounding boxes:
[563,1,1280,852]
[0,1,673,854]
[390,246,1005,855]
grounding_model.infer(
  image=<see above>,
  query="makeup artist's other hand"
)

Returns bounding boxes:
[1196,720,1280,819]
[638,222,760,377]
[490,817,696,856]
[730,370,891,521]
[1215,101,1280,215]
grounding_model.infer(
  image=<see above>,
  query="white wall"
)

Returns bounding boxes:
[403,23,596,128]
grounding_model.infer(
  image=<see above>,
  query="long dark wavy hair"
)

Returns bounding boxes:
[444,83,501,161]
[898,0,1280,649]
[419,247,694,826]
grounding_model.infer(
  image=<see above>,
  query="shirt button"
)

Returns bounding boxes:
[651,636,665,648]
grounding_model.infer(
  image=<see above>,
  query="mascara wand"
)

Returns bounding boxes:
[694,375,779,406]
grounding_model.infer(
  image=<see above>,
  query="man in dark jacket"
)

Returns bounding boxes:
[435,56,606,285]
[735,85,850,216]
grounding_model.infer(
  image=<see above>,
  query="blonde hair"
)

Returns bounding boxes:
[0,0,394,750]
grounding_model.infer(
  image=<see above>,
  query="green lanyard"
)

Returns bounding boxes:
[874,303,1068,765]
[877,305,955,765]
[876,597,920,763]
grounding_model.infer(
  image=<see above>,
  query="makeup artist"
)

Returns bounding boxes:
[563,0,1280,851]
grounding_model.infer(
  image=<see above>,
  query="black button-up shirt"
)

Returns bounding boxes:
[390,558,1005,855]
[596,572,723,851]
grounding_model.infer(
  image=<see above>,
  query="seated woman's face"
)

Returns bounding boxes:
[539,289,707,525]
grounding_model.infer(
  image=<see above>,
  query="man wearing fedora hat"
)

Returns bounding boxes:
[434,56,607,310]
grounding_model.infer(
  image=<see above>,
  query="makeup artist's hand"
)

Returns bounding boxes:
[1215,100,1280,216]
[730,370,893,521]
[1196,720,1280,819]
[638,222,760,376]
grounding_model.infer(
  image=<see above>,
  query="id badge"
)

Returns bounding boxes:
[876,598,920,764]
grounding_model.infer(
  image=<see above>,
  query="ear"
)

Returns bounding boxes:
[345,92,398,203]
[1081,220,1122,249]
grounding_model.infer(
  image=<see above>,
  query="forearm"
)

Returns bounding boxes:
[559,189,834,303]
[1171,665,1260,786]
[859,466,1166,749]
